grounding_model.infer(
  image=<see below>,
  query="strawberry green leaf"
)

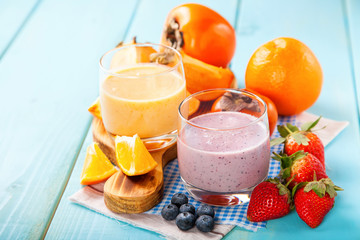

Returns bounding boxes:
[292,182,307,197]
[281,168,291,180]
[322,178,343,198]
[291,132,310,145]
[302,178,344,199]
[270,137,286,147]
[267,178,292,204]
[300,116,322,132]
[286,123,300,132]
[322,178,332,185]
[285,174,296,188]
[334,186,344,191]
[279,155,293,169]
[271,152,283,161]
[278,184,288,195]
[305,181,326,198]
[326,184,337,198]
[277,125,290,138]
[278,183,291,199]
[267,178,279,184]
[290,150,307,161]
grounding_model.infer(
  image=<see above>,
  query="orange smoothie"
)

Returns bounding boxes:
[100,63,186,138]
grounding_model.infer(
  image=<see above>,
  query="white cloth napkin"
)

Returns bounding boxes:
[69,112,348,240]
[70,184,234,240]
[295,112,348,146]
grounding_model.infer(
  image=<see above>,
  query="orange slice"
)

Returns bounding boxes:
[115,134,158,176]
[80,143,117,185]
[88,97,102,120]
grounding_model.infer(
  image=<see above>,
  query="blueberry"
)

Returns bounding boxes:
[196,204,215,218]
[171,193,188,207]
[179,203,195,215]
[196,215,214,232]
[175,212,196,231]
[161,204,179,221]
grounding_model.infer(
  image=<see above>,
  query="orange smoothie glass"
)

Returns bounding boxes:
[99,43,186,146]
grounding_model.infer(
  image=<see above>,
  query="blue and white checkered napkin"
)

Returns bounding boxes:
[146,115,297,232]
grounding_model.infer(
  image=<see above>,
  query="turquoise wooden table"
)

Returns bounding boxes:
[1,0,359,239]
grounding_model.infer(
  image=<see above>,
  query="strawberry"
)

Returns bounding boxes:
[293,178,343,228]
[273,151,327,189]
[247,178,292,222]
[271,117,325,167]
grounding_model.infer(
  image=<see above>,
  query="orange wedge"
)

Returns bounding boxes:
[80,143,117,185]
[88,97,102,120]
[115,134,158,176]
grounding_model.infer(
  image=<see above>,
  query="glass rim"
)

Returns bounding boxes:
[178,88,268,131]
[99,42,183,79]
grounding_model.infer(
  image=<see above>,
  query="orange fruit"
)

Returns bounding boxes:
[80,143,117,185]
[88,97,102,120]
[245,37,323,116]
[115,134,158,176]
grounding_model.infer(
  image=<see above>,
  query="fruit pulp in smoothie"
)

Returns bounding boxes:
[177,111,270,193]
[100,63,186,138]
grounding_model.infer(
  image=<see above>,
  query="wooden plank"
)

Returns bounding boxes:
[46,0,238,239]
[0,0,39,58]
[0,0,138,239]
[226,0,360,238]
[346,0,360,123]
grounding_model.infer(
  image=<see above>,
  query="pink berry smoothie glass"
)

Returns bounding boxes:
[177,89,271,206]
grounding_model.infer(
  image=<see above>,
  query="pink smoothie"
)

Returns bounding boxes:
[177,111,270,193]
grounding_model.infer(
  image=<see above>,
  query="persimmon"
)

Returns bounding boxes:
[211,89,278,136]
[182,52,234,95]
[161,3,236,68]
[244,89,278,136]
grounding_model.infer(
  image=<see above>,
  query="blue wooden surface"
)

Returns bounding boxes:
[0,0,40,59]
[347,0,360,120]
[0,0,359,239]
[0,0,138,238]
